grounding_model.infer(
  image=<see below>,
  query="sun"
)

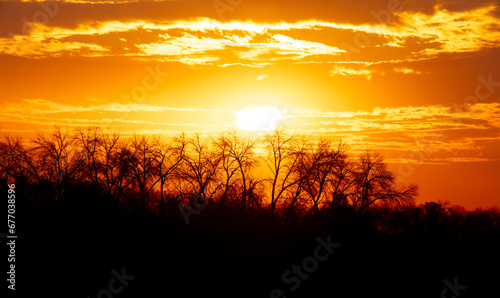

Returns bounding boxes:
[235,106,284,131]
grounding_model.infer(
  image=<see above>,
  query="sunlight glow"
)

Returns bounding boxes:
[235,106,284,131]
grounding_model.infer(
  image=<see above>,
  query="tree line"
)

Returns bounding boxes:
[1,126,419,223]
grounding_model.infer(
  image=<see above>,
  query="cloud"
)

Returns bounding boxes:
[395,5,500,56]
[2,98,499,162]
[218,62,271,68]
[10,99,223,114]
[0,20,345,64]
[8,100,499,135]
[287,103,500,156]
[329,65,373,78]
[1,33,109,57]
[2,6,499,67]
[393,67,423,74]
[0,99,234,133]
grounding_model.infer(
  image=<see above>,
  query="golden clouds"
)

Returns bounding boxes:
[288,103,500,164]
[329,65,373,78]
[2,5,500,69]
[393,67,423,75]
[396,5,500,55]
[1,19,345,64]
[1,30,108,57]
[0,99,231,133]
[6,97,499,137]
[2,97,499,166]
[5,99,222,114]
[288,103,500,138]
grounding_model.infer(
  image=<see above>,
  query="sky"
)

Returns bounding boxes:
[1,0,499,208]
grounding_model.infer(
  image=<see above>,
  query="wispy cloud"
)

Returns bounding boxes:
[393,67,423,75]
[9,99,223,114]
[286,103,500,161]
[3,6,497,66]
[396,6,500,56]
[2,98,499,163]
[329,65,373,79]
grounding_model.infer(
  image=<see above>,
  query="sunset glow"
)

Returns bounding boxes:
[235,106,284,131]
[6,2,500,297]
[1,0,499,209]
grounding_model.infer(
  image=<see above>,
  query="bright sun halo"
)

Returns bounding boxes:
[235,106,284,131]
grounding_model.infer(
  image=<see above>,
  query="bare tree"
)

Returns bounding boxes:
[246,178,266,211]
[180,133,221,205]
[32,126,84,199]
[2,126,420,222]
[264,128,308,215]
[325,146,355,209]
[301,140,347,221]
[130,135,157,211]
[0,134,40,186]
[92,130,137,206]
[351,151,418,213]
[212,131,241,206]
[151,134,186,214]
[214,129,259,210]
[75,127,102,187]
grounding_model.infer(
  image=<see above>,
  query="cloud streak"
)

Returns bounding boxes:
[2,99,499,164]
[2,5,499,68]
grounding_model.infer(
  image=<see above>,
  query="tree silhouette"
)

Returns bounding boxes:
[351,151,418,213]
[214,129,259,211]
[180,133,221,206]
[150,134,186,215]
[10,126,499,298]
[264,128,308,216]
[0,126,423,222]
[0,135,35,186]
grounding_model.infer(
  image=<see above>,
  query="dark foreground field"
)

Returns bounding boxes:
[13,193,500,298]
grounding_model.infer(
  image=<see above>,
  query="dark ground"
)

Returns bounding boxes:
[6,191,500,298]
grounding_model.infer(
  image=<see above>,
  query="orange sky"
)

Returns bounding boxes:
[1,0,499,208]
